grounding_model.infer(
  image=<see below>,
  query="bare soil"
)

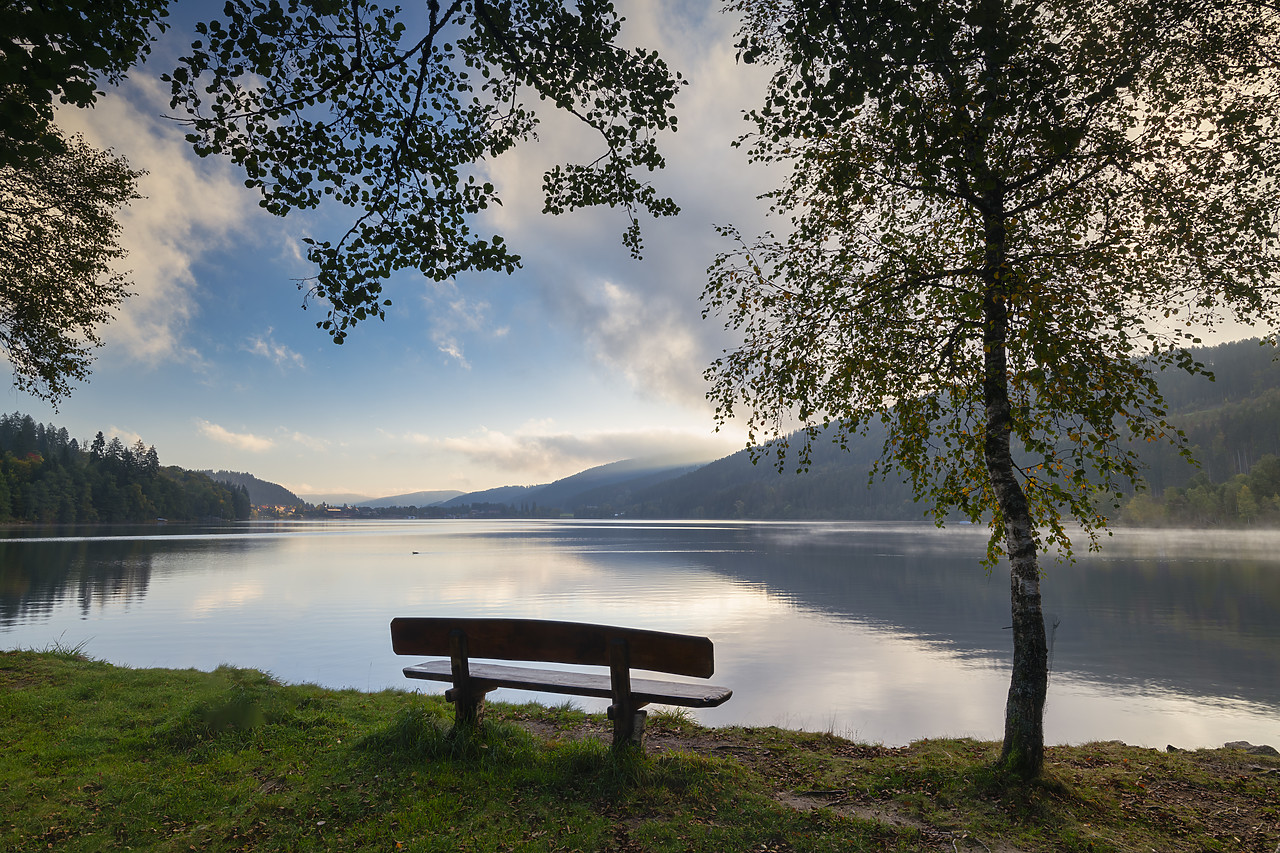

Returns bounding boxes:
[513,713,1280,853]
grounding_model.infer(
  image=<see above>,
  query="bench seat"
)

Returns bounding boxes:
[403,659,733,708]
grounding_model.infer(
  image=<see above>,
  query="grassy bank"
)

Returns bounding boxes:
[2,650,1277,852]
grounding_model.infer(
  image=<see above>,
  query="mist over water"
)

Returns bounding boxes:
[2,519,1277,748]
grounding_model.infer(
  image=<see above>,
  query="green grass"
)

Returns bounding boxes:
[2,650,1277,852]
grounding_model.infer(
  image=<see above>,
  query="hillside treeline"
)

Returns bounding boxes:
[624,431,924,521]
[0,413,250,524]
[1110,340,1280,525]
[202,470,304,507]
[1121,456,1280,527]
[627,339,1280,526]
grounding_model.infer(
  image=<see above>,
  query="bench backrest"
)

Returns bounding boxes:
[390,617,715,678]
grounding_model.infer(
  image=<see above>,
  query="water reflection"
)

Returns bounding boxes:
[0,538,155,625]
[687,524,1280,705]
[1,520,1277,748]
[0,534,272,628]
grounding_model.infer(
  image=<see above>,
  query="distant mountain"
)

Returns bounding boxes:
[205,470,304,507]
[627,338,1280,520]
[258,339,1280,522]
[441,454,714,514]
[529,455,710,510]
[432,443,918,520]
[297,492,372,506]
[623,428,922,521]
[357,489,465,508]
[439,484,542,508]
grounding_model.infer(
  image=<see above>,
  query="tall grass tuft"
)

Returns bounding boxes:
[39,638,91,660]
[357,704,539,765]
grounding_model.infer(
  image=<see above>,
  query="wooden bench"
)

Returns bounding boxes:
[390,617,732,747]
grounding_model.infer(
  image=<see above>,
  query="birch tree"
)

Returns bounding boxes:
[704,0,1280,778]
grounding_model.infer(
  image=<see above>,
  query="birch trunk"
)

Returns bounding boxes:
[983,216,1049,780]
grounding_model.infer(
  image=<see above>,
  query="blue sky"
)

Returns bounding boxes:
[16,1,1268,502]
[15,1,781,501]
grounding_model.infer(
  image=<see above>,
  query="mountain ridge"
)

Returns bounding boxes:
[241,338,1280,519]
[205,470,304,507]
[358,489,466,508]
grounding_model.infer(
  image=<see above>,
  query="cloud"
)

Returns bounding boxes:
[198,420,275,452]
[466,0,778,410]
[421,424,739,482]
[574,279,706,403]
[419,281,505,368]
[246,329,306,369]
[106,426,144,447]
[54,74,260,366]
[284,430,329,452]
[196,421,328,454]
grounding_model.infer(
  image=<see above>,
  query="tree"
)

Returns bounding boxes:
[704,0,1280,778]
[142,444,160,478]
[0,132,140,400]
[1,0,170,401]
[166,0,684,343]
[1,0,170,169]
[104,435,124,467]
[6,1,681,395]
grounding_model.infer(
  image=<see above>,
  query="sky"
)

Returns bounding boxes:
[17,2,1271,503]
[15,1,782,502]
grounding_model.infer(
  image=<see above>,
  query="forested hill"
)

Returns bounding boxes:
[203,470,304,507]
[624,339,1280,522]
[624,422,922,521]
[1151,338,1280,414]
[1111,339,1280,525]
[437,456,713,517]
[0,413,250,524]
[1123,338,1280,493]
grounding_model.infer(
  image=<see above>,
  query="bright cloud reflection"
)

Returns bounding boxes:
[185,581,267,617]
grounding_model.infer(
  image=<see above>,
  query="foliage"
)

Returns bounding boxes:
[707,0,1280,558]
[0,133,140,401]
[0,412,250,523]
[704,0,1280,779]
[0,0,170,169]
[1,0,169,401]
[166,0,683,343]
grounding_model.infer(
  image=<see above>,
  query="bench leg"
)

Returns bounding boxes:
[607,637,647,749]
[445,687,489,728]
[446,629,487,730]
[608,705,647,748]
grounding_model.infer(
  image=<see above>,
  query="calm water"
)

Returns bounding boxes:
[2,519,1277,749]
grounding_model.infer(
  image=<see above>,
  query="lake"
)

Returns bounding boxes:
[2,519,1277,749]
